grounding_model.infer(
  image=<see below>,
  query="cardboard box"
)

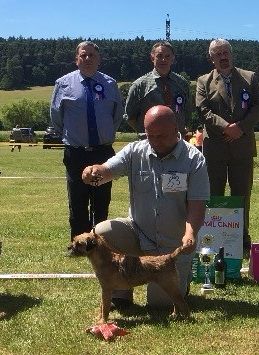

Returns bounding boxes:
[192,196,243,281]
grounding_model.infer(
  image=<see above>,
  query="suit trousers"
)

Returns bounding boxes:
[63,145,114,241]
[206,156,253,246]
[95,217,194,299]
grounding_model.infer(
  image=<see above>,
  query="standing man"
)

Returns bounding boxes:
[196,38,259,255]
[51,41,123,254]
[125,41,192,138]
[82,105,210,307]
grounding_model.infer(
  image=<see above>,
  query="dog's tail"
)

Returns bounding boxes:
[169,246,185,259]
[170,243,197,259]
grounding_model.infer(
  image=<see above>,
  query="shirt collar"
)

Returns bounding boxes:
[152,68,172,80]
[152,69,161,79]
[214,67,235,81]
[78,70,100,83]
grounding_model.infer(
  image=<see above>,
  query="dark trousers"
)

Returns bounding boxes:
[206,157,253,246]
[63,145,115,241]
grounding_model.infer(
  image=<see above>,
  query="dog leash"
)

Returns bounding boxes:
[90,174,103,233]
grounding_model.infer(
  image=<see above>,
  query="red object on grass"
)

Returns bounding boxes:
[86,322,129,341]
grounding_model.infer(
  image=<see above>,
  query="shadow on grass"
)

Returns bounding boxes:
[0,293,42,320]
[226,276,258,286]
[112,303,190,329]
[111,292,259,329]
[188,294,259,318]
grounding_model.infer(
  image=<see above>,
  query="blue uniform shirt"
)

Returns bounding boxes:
[50,70,123,147]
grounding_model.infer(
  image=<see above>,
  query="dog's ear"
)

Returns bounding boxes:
[85,236,97,251]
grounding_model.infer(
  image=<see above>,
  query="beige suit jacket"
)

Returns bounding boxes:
[196,67,259,159]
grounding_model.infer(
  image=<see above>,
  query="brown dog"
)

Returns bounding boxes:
[71,232,190,323]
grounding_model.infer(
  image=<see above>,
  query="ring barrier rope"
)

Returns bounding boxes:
[0,273,96,279]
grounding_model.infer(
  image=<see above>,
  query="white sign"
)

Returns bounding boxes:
[197,207,243,259]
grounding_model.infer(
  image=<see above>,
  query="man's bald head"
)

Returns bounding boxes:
[144,105,177,130]
[144,105,179,158]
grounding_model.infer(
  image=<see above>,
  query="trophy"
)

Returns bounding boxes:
[199,247,216,294]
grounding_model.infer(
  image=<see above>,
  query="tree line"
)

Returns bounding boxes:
[1,36,259,132]
[0,36,259,90]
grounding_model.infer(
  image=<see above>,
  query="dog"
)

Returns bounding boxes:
[71,232,190,324]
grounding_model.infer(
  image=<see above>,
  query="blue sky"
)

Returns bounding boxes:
[0,0,259,41]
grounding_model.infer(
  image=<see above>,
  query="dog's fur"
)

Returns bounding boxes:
[71,232,190,323]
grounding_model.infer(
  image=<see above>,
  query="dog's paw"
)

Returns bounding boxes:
[169,311,179,321]
[169,311,190,321]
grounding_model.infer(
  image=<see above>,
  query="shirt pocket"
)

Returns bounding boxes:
[133,171,153,193]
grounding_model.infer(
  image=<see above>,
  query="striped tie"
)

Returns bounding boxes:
[161,77,173,107]
[224,77,232,98]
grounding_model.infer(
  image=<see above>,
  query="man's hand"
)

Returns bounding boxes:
[181,234,197,254]
[223,123,243,141]
[82,164,112,186]
[182,200,206,254]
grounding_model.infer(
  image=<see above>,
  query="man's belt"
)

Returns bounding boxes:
[65,144,112,152]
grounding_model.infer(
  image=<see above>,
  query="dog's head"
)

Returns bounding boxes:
[69,232,98,256]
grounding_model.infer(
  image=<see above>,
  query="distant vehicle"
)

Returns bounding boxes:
[43,126,63,149]
[10,127,38,144]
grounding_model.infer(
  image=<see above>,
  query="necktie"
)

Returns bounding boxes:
[161,77,173,107]
[224,77,232,98]
[83,78,100,146]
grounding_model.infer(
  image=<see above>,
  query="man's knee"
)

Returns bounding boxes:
[95,218,141,255]
[95,218,131,235]
[95,220,113,235]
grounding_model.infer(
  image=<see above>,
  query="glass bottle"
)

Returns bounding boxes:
[214,247,226,288]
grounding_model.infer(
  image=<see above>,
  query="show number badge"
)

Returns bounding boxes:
[241,89,249,109]
[93,83,105,100]
[161,173,187,193]
[175,94,184,113]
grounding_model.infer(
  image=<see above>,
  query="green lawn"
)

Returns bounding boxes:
[0,86,53,106]
[0,144,258,355]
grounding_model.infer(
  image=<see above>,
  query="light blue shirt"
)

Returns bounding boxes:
[50,70,123,147]
[105,138,210,253]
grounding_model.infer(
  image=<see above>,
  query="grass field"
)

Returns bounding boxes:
[0,86,53,106]
[0,143,258,355]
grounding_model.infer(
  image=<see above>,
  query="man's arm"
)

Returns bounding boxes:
[182,200,206,253]
[196,76,229,135]
[223,123,243,141]
[126,115,138,131]
[124,82,140,132]
[237,72,259,134]
[82,163,113,186]
[181,79,192,130]
[223,72,259,140]
[50,81,63,135]
[112,83,124,131]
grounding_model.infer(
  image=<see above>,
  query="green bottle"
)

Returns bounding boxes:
[214,247,226,288]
